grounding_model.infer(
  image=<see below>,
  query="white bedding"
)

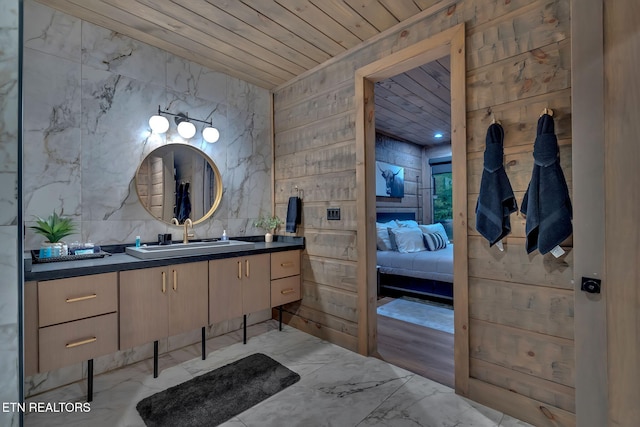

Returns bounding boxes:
[376,244,454,283]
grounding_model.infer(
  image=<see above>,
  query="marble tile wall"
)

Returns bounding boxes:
[0,0,20,425]
[21,0,273,397]
[22,0,272,250]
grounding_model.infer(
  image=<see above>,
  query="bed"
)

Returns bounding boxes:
[376,212,454,301]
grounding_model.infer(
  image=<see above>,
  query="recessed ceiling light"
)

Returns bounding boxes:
[434,133,443,138]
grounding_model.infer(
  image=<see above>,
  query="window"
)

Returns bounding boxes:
[429,156,453,239]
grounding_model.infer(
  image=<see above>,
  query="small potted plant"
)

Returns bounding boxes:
[253,214,283,243]
[30,210,76,257]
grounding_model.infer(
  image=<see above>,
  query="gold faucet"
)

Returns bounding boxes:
[182,218,193,244]
[171,218,193,244]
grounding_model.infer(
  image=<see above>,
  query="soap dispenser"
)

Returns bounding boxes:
[221,230,228,241]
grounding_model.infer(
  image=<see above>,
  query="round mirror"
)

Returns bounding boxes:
[135,144,222,225]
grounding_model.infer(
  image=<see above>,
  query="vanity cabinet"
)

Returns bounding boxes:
[209,253,270,323]
[270,250,301,307]
[119,261,208,349]
[28,272,119,373]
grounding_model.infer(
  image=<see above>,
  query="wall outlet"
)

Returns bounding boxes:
[327,208,340,220]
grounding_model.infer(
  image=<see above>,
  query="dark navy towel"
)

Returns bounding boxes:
[177,182,191,223]
[475,123,518,246]
[520,114,573,254]
[286,196,301,233]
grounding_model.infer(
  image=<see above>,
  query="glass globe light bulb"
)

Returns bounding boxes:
[202,127,220,143]
[149,115,169,133]
[177,121,196,139]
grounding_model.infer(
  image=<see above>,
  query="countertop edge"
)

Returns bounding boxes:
[25,240,305,282]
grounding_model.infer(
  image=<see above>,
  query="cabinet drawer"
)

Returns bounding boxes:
[271,250,301,280]
[39,313,118,372]
[38,272,117,327]
[271,275,301,307]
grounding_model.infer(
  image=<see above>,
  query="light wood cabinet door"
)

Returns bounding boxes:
[39,313,118,372]
[242,254,270,314]
[209,257,243,324]
[271,275,301,307]
[24,281,39,376]
[120,262,208,349]
[119,266,169,349]
[209,253,270,322]
[270,251,302,308]
[38,272,117,327]
[168,262,208,336]
[271,250,301,280]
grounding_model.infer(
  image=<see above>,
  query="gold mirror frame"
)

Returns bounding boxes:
[135,144,222,225]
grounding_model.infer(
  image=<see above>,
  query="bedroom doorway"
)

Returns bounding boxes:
[354,24,468,394]
[373,62,455,387]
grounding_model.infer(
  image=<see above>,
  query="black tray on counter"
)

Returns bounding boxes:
[31,250,111,264]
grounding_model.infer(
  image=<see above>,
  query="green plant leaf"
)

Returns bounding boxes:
[252,214,283,231]
[29,211,76,243]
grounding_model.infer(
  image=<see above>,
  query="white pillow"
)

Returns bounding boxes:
[388,227,426,253]
[418,223,449,244]
[376,226,393,251]
[395,219,419,228]
[376,221,398,251]
[377,221,398,229]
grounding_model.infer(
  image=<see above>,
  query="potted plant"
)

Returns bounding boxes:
[30,210,76,257]
[253,214,283,243]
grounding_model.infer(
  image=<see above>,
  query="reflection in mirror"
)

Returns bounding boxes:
[135,144,222,225]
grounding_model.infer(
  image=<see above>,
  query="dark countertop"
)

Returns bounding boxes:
[25,236,304,282]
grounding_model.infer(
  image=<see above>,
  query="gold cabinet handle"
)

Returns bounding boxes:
[162,271,166,293]
[280,262,294,268]
[173,269,177,291]
[281,288,295,295]
[66,337,97,348]
[245,260,250,278]
[238,261,242,279]
[65,294,97,303]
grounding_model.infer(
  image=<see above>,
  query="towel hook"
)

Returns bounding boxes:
[293,185,304,199]
[490,111,501,125]
[541,107,554,117]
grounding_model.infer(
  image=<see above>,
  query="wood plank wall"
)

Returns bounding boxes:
[604,0,640,425]
[375,133,422,219]
[273,1,574,425]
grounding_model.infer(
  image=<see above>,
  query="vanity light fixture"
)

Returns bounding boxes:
[175,113,197,139]
[149,105,220,143]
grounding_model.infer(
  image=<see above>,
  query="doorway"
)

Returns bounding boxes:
[354,23,468,394]
[372,59,454,386]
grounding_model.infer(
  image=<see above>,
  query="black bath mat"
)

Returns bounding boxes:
[136,353,300,426]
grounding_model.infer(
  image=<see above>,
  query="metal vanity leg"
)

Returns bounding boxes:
[279,306,283,331]
[153,340,158,378]
[243,314,247,344]
[87,359,93,402]
[201,326,206,360]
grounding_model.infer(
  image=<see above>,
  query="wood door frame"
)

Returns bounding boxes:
[571,1,607,425]
[355,23,469,395]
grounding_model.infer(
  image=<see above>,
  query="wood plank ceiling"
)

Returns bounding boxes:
[35,0,451,147]
[375,56,451,146]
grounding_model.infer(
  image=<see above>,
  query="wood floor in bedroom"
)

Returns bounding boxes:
[375,297,455,389]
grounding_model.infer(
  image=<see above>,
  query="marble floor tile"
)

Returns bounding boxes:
[24,320,532,427]
[359,375,501,426]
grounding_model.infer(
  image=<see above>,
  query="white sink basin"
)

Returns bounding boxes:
[125,240,255,259]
